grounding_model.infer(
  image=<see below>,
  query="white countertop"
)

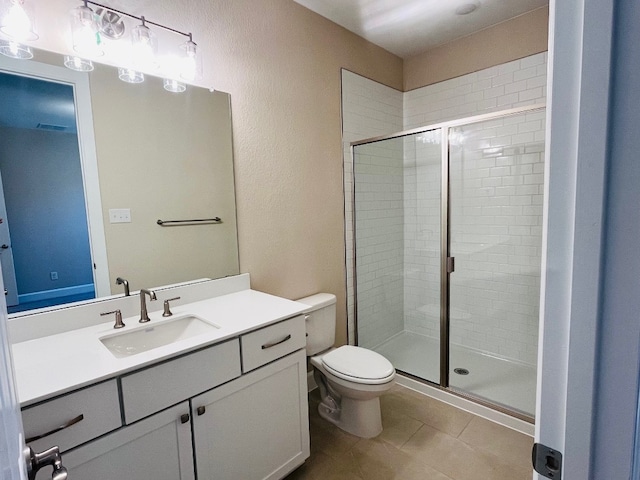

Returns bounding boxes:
[12,289,308,407]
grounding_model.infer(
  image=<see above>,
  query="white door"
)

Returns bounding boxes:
[0,271,27,480]
[0,170,19,307]
[0,269,71,479]
[535,0,614,479]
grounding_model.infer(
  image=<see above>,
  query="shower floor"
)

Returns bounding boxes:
[373,331,537,416]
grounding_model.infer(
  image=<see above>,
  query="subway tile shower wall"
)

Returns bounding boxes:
[342,71,404,345]
[342,52,547,367]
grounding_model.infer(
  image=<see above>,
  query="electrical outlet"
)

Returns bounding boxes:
[109,208,131,223]
[50,271,58,280]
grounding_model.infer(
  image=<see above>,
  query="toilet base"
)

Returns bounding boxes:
[313,367,388,438]
[317,395,383,438]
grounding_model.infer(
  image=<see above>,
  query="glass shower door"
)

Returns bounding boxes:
[353,129,442,384]
[447,110,545,416]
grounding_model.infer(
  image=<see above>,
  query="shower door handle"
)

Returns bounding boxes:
[446,257,455,273]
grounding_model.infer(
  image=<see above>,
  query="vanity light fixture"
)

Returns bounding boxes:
[118,67,144,84]
[2,0,203,92]
[0,0,37,59]
[69,0,103,58]
[130,16,157,71]
[179,33,198,81]
[71,2,200,90]
[0,38,31,58]
[64,54,94,71]
[0,0,37,41]
[163,78,186,93]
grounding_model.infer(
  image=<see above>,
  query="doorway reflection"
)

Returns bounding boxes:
[0,72,94,313]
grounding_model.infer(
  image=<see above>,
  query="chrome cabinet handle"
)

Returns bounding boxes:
[26,414,84,443]
[261,334,292,350]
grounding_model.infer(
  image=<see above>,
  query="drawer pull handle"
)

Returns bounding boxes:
[26,414,84,443]
[197,406,206,416]
[261,334,292,350]
[180,413,190,424]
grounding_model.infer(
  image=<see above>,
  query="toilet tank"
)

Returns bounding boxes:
[296,293,336,356]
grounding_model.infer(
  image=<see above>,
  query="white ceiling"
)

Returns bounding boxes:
[293,0,548,58]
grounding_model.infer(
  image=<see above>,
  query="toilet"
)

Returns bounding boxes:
[297,293,395,438]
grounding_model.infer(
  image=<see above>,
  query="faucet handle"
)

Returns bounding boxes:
[101,309,125,329]
[162,297,181,317]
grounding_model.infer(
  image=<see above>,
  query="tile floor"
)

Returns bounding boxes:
[286,385,534,480]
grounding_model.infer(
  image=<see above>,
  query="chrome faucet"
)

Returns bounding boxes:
[116,277,130,296]
[139,288,157,323]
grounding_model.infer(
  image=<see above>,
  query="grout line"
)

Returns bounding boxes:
[455,411,475,439]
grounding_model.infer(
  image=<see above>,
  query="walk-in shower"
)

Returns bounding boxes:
[351,105,545,419]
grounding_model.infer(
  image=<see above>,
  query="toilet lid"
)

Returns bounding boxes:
[322,346,395,383]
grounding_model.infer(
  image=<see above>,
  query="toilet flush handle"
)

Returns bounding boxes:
[304,314,310,336]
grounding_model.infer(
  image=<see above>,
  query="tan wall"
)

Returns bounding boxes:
[151,0,404,345]
[404,6,549,91]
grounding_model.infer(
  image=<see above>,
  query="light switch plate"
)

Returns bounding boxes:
[109,208,131,223]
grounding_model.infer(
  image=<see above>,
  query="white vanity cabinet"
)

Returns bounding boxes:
[192,317,309,480]
[21,313,310,480]
[61,402,195,480]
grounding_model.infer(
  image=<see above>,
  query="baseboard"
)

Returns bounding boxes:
[18,283,95,304]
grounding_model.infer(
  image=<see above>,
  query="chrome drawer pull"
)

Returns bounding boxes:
[261,334,292,350]
[26,414,84,443]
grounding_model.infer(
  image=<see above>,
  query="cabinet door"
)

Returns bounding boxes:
[192,349,309,480]
[58,402,195,480]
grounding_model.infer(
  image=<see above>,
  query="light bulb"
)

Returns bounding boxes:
[64,55,94,72]
[0,38,32,58]
[180,37,198,81]
[118,67,144,84]
[131,18,157,70]
[0,0,37,41]
[70,2,102,56]
[163,78,186,93]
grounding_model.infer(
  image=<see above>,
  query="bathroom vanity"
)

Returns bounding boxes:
[10,274,310,480]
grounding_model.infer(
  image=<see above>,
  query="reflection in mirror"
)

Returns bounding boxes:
[0,49,239,317]
[0,72,92,313]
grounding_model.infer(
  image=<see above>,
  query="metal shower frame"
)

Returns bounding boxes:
[349,103,546,422]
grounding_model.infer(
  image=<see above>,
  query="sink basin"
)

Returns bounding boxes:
[100,315,220,358]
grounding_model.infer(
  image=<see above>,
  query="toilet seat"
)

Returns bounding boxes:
[321,346,395,385]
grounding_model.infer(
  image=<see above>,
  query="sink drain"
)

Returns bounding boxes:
[454,368,469,375]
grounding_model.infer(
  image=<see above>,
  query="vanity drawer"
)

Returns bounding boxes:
[121,339,241,424]
[22,379,121,454]
[241,315,306,372]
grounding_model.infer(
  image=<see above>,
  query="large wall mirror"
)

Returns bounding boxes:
[0,49,239,317]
